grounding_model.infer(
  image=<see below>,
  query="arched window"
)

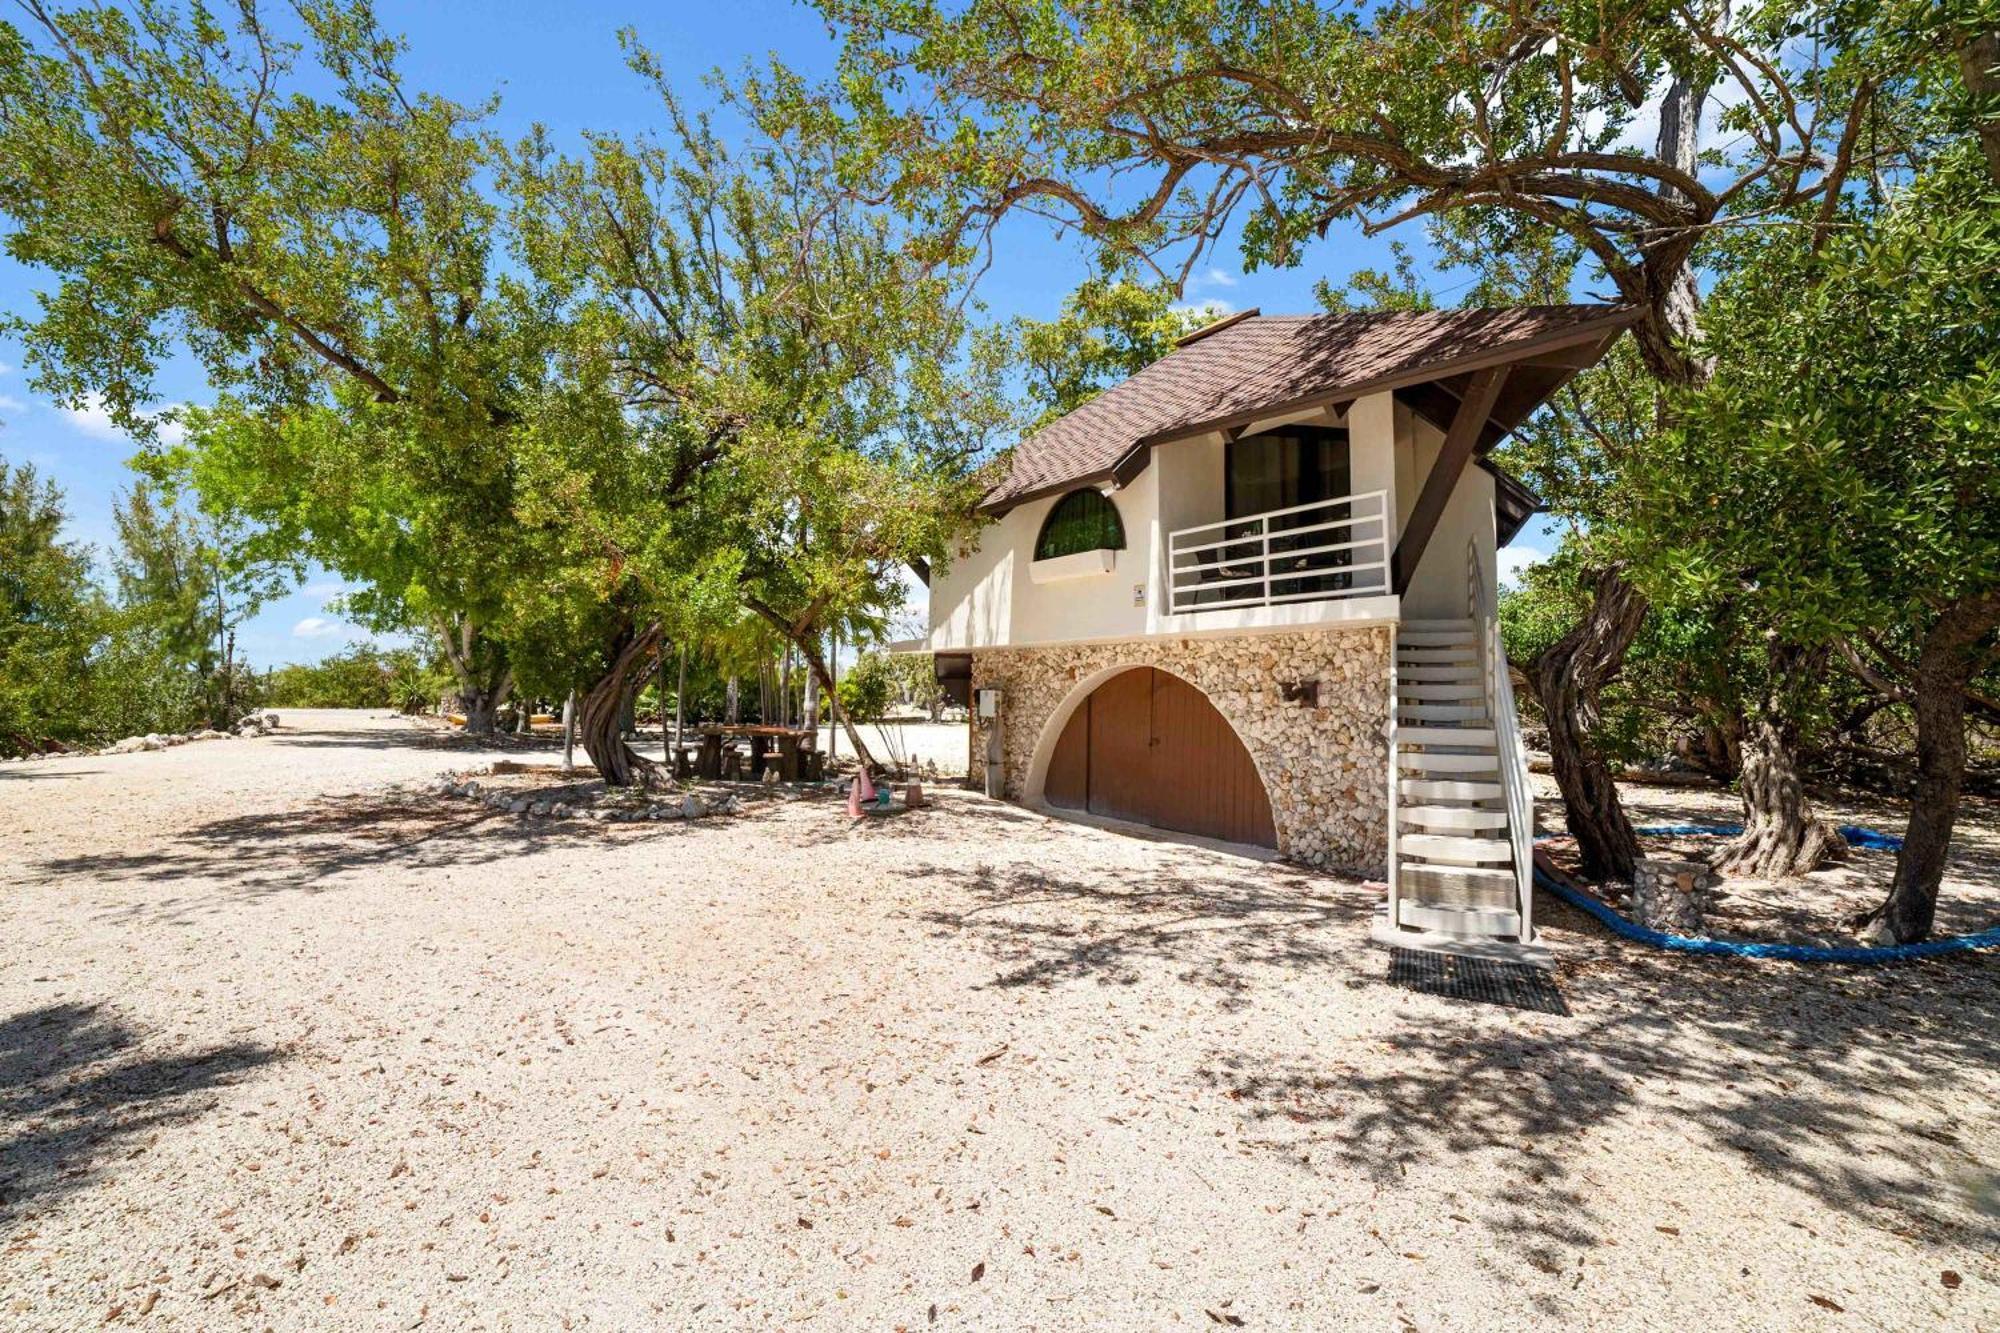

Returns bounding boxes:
[1034,489,1125,561]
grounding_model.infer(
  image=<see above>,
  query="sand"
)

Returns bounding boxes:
[1,710,1993,1329]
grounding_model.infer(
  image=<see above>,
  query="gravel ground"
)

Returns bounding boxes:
[1534,773,2000,944]
[1,710,1994,1330]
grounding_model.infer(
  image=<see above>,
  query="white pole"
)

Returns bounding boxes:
[562,690,576,773]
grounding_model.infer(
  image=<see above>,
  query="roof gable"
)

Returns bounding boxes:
[985,303,1637,513]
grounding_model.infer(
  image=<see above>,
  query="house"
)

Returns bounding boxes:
[921,303,1639,956]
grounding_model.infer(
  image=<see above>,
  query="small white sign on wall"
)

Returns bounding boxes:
[1132,583,1146,607]
[976,688,1002,720]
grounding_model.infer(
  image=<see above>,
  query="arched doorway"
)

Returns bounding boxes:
[1042,667,1277,848]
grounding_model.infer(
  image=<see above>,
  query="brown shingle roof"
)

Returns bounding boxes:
[984,303,1638,512]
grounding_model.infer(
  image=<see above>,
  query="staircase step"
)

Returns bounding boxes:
[1398,646,1478,663]
[1396,751,1502,774]
[1399,618,1475,632]
[1397,681,1485,701]
[1400,863,1520,909]
[1400,778,1506,801]
[1397,703,1489,723]
[1400,804,1510,831]
[1397,900,1522,937]
[1400,832,1514,864]
[1399,664,1484,683]
[1398,630,1476,648]
[1399,725,1498,747]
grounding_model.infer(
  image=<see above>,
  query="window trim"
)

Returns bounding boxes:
[1033,488,1127,563]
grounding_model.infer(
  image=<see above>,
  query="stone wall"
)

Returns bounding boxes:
[969,628,1391,875]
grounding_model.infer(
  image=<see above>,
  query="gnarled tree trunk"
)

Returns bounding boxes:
[436,613,511,736]
[1853,593,2000,943]
[1714,641,1845,879]
[579,621,667,788]
[1525,565,1648,882]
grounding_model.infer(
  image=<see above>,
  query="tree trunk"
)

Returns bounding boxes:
[674,647,687,745]
[1714,641,1845,879]
[743,600,879,770]
[804,646,821,733]
[792,633,876,771]
[1956,29,2000,187]
[1525,566,1649,882]
[579,622,667,788]
[1853,594,2000,943]
[437,614,510,736]
[727,674,742,725]
[562,691,576,773]
[827,629,840,764]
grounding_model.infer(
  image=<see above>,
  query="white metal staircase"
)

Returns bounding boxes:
[1377,547,1542,961]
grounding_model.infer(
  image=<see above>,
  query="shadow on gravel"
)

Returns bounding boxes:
[1199,935,2000,1313]
[909,856,1364,1001]
[27,790,730,926]
[0,767,100,781]
[0,1002,281,1219]
[910,849,1997,1312]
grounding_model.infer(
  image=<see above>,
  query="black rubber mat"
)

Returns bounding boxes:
[1389,947,1570,1015]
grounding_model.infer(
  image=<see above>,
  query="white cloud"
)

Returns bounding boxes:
[0,394,25,414]
[1497,544,1548,589]
[1201,266,1239,289]
[303,581,353,609]
[291,617,343,639]
[1171,298,1236,322]
[56,393,187,446]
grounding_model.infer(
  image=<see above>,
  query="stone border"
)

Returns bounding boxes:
[429,771,743,823]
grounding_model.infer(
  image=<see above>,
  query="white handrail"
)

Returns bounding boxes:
[1166,489,1391,614]
[1469,540,1535,939]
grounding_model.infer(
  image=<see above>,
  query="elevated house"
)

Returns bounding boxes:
[921,303,1639,956]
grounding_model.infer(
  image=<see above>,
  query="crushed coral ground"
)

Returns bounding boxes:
[1,710,1994,1330]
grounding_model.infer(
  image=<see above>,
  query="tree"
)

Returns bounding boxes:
[506,48,1010,782]
[0,0,549,731]
[1013,278,1203,426]
[1627,139,2000,937]
[805,0,1916,879]
[0,456,102,753]
[111,480,289,727]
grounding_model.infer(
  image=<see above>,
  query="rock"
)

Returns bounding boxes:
[1631,858,1714,936]
[682,795,706,818]
[529,801,551,817]
[264,712,279,727]
[551,803,571,818]
[507,799,529,815]
[461,781,480,798]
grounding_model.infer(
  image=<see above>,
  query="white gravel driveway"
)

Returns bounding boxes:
[1,710,1994,1330]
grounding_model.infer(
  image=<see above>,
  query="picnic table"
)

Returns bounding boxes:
[692,724,821,782]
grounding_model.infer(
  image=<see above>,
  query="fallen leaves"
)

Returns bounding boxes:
[970,1261,984,1282]
[1808,1294,1845,1313]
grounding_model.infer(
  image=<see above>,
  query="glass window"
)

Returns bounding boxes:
[1034,489,1126,561]
[1226,427,1351,518]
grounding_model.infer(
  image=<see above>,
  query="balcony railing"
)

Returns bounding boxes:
[1165,489,1390,614]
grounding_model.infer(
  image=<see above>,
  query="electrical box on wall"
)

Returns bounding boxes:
[976,688,1002,720]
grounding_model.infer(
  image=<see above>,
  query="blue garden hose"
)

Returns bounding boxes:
[1532,823,2000,963]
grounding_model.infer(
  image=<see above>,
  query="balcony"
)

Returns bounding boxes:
[1164,489,1390,615]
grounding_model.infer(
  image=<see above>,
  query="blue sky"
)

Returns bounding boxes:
[1,0,1559,667]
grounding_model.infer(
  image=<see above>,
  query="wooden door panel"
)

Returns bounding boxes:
[1044,699,1089,809]
[1064,666,1277,849]
[1086,667,1157,825]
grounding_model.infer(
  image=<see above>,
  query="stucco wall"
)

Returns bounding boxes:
[968,627,1391,875]
[929,393,1408,653]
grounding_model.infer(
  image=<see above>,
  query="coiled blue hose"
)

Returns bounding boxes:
[1533,823,2000,963]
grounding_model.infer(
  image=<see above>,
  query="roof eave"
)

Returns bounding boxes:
[1130,304,1643,452]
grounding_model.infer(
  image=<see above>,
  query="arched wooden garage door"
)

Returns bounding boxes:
[1043,667,1277,848]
